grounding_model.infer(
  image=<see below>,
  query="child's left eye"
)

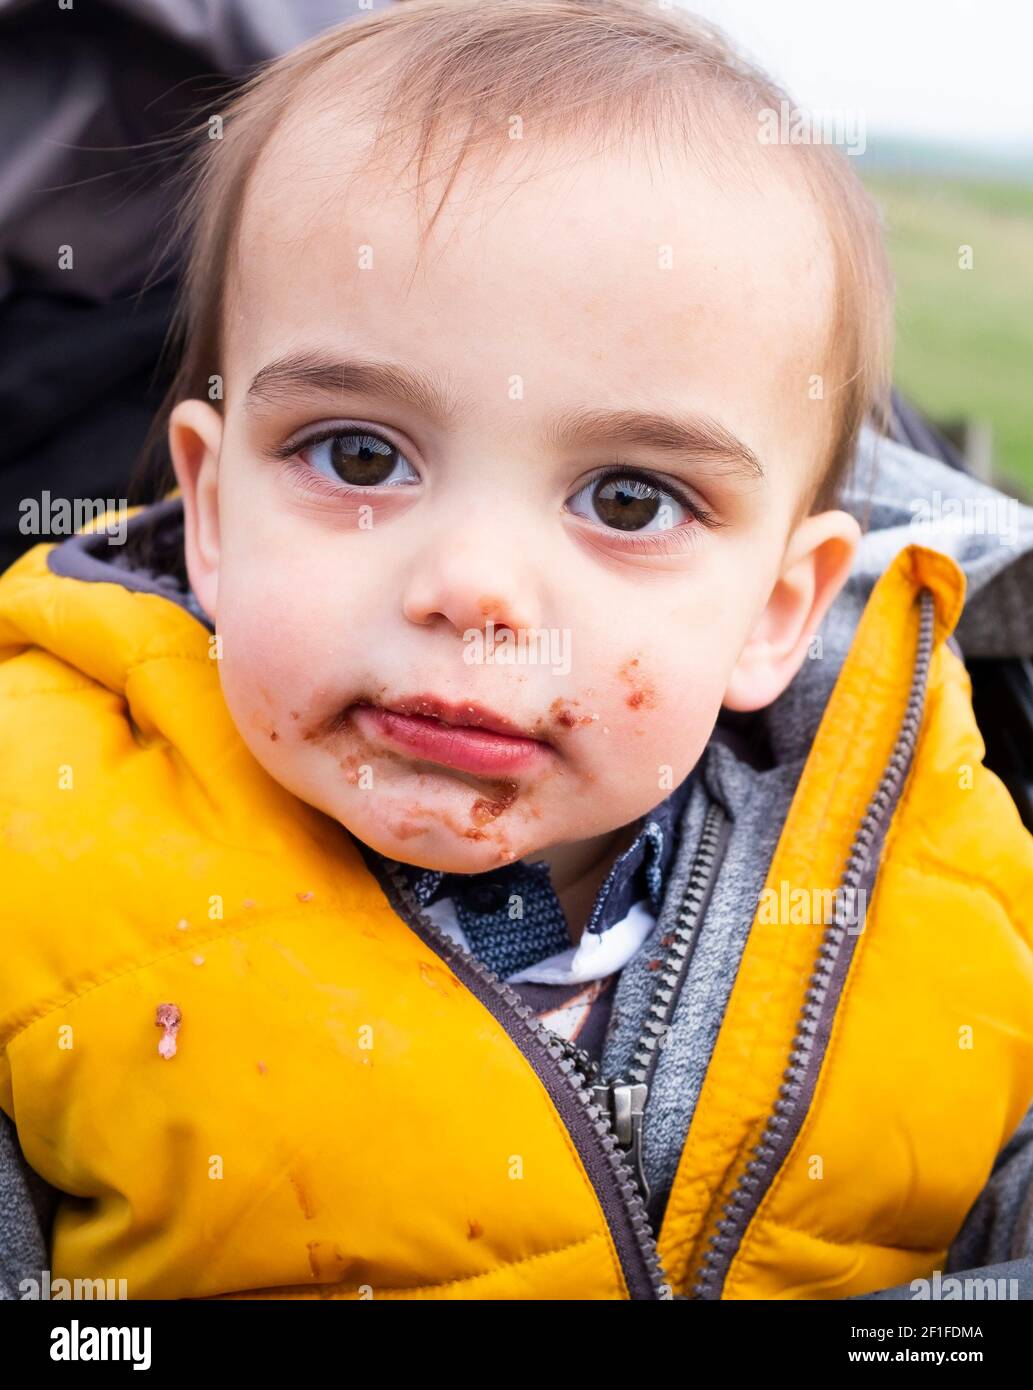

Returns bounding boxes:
[565,468,703,533]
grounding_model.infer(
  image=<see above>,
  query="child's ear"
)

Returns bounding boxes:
[722,509,861,712]
[168,400,224,621]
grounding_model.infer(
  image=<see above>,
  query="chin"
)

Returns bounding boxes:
[340,811,526,875]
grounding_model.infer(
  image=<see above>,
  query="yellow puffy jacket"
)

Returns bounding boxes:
[1,520,1032,1300]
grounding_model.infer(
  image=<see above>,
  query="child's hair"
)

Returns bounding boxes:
[132,0,893,525]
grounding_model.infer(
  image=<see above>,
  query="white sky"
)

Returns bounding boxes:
[676,0,1033,145]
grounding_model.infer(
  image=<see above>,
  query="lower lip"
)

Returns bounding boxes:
[349,704,553,776]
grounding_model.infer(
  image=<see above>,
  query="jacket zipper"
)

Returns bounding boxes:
[579,801,731,1207]
[381,795,730,1300]
[688,587,936,1299]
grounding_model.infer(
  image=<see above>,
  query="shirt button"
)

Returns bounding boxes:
[465,881,509,913]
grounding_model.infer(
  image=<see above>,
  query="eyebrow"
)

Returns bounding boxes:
[246,352,460,424]
[245,350,764,484]
[544,407,764,483]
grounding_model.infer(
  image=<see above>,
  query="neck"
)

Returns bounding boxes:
[524,819,642,945]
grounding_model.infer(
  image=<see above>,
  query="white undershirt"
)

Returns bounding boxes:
[420,895,658,986]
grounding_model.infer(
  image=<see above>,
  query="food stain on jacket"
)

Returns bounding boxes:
[290,1167,319,1220]
[306,1240,347,1281]
[155,1003,181,1060]
[419,959,461,997]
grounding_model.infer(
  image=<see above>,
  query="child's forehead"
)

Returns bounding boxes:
[226,103,836,493]
[235,107,831,333]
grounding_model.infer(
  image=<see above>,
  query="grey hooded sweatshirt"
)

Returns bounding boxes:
[2,425,1033,1301]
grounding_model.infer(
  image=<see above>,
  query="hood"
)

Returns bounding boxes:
[761,425,1033,766]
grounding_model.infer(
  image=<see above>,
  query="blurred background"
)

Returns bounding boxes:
[1,0,1030,570]
[688,0,1033,498]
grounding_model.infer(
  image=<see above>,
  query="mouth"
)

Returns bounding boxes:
[346,693,554,777]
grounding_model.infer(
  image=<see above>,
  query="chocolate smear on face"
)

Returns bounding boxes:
[619,656,657,710]
[470,778,519,827]
[548,697,595,730]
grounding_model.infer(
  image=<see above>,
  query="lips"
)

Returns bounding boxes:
[347,694,553,776]
[384,694,540,740]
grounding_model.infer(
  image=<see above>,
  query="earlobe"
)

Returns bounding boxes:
[723,509,862,713]
[168,400,224,622]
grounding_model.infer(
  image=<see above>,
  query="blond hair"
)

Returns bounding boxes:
[136,0,893,518]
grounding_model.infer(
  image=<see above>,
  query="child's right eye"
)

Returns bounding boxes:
[298,429,420,489]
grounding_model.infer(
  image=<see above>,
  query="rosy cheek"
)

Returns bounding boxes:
[223,620,322,731]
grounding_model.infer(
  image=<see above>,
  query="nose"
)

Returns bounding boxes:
[401,524,544,640]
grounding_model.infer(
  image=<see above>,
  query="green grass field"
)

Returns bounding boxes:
[861,173,1033,497]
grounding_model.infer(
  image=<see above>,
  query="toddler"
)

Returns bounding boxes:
[2,0,1033,1302]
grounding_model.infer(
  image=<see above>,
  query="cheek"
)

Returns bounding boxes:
[213,583,332,748]
[564,647,731,799]
[619,653,723,747]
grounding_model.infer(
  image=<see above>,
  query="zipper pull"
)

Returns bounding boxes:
[593,1078,650,1203]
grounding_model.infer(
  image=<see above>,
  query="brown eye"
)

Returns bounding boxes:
[303,431,419,488]
[593,476,661,530]
[330,433,397,484]
[566,470,690,534]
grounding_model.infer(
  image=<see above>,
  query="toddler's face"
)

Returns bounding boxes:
[172,110,857,872]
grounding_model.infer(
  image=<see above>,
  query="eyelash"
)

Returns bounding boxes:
[269,426,724,545]
[583,464,721,534]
